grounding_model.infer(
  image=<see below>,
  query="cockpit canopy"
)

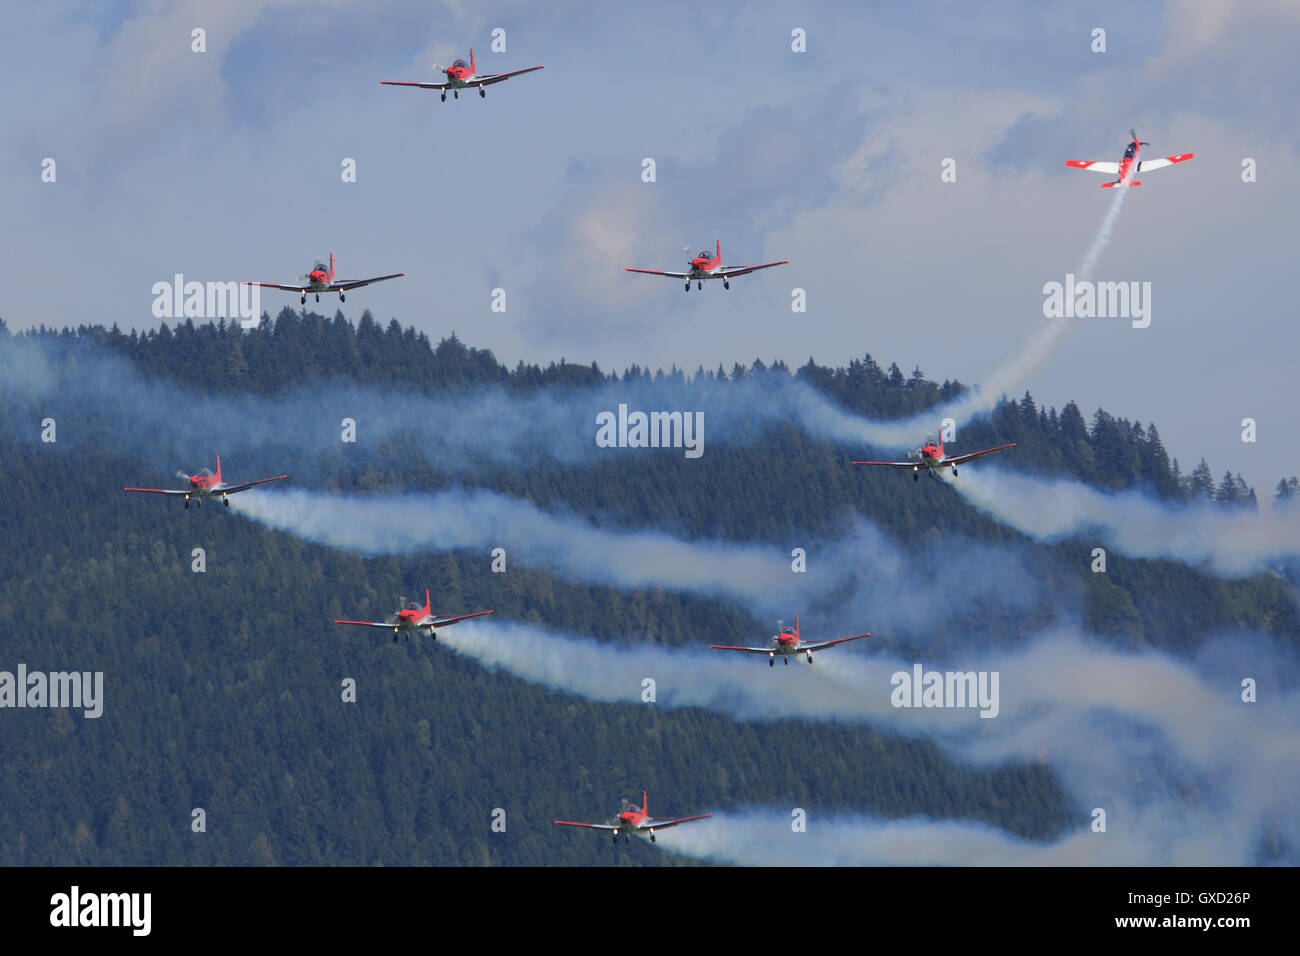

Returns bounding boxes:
[696,250,711,260]
[1124,143,1136,157]
[406,602,422,611]
[452,58,468,69]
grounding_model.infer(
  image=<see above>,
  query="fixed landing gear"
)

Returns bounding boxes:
[806,653,814,665]
[783,656,789,666]
[913,471,920,482]
[769,656,774,667]
[611,834,617,844]
[684,281,690,292]
[697,280,703,290]
[479,87,485,98]
[952,467,958,477]
[339,292,346,303]
[315,293,320,302]
[223,497,229,507]
[441,92,446,102]
[301,294,306,305]
[453,90,459,99]
[184,499,190,510]
[650,833,656,843]
[723,280,730,289]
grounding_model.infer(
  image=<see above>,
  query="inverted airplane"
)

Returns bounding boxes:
[554,791,712,844]
[1067,129,1193,187]
[334,589,494,643]
[710,616,869,667]
[626,240,788,291]
[243,253,404,305]
[123,456,286,509]
[380,48,544,101]
[853,434,1015,482]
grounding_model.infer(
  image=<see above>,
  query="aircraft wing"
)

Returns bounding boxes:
[1138,152,1194,172]
[216,475,289,495]
[717,260,789,278]
[709,644,777,654]
[1066,161,1120,174]
[428,609,495,629]
[945,442,1016,466]
[851,459,919,469]
[639,813,712,831]
[380,80,452,90]
[801,632,871,652]
[626,268,692,279]
[123,487,191,496]
[242,281,307,293]
[329,273,405,292]
[553,820,618,832]
[475,66,545,86]
[333,619,398,630]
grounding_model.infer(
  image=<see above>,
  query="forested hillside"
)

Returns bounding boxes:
[0,312,1293,865]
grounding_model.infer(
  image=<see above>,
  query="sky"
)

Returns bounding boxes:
[2,0,1297,496]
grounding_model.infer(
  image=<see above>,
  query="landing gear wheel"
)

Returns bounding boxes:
[611,835,617,844]
[807,655,813,665]
[301,294,306,305]
[650,834,656,843]
[184,501,189,510]
[224,498,229,507]
[952,467,958,477]
[684,281,690,292]
[340,293,346,303]
[441,92,446,102]
[315,293,320,302]
[724,280,730,289]
[783,657,789,666]
[453,90,459,99]
[769,658,774,667]
[913,472,920,482]
[697,281,702,290]
[479,87,485,98]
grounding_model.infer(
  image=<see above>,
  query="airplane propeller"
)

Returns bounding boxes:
[1130,128,1150,145]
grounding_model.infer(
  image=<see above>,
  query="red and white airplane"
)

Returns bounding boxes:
[627,240,788,292]
[334,590,493,643]
[710,616,869,667]
[380,48,544,101]
[853,434,1015,482]
[243,254,404,305]
[1067,129,1193,187]
[123,456,286,509]
[554,791,712,844]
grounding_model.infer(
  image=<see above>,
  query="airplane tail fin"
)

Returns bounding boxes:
[716,238,721,263]
[328,253,334,281]
[215,455,222,482]
[642,790,648,816]
[1102,181,1142,188]
[470,47,475,74]
[425,588,431,613]
[939,432,945,458]
[794,614,800,640]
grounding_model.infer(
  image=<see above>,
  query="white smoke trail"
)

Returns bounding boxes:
[655,804,1238,866]
[915,185,1129,430]
[442,620,1300,865]
[949,468,1300,576]
[230,487,1043,628]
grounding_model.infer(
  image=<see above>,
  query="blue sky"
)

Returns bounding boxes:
[2,0,1297,495]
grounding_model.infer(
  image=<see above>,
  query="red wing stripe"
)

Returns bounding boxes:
[333,620,391,628]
